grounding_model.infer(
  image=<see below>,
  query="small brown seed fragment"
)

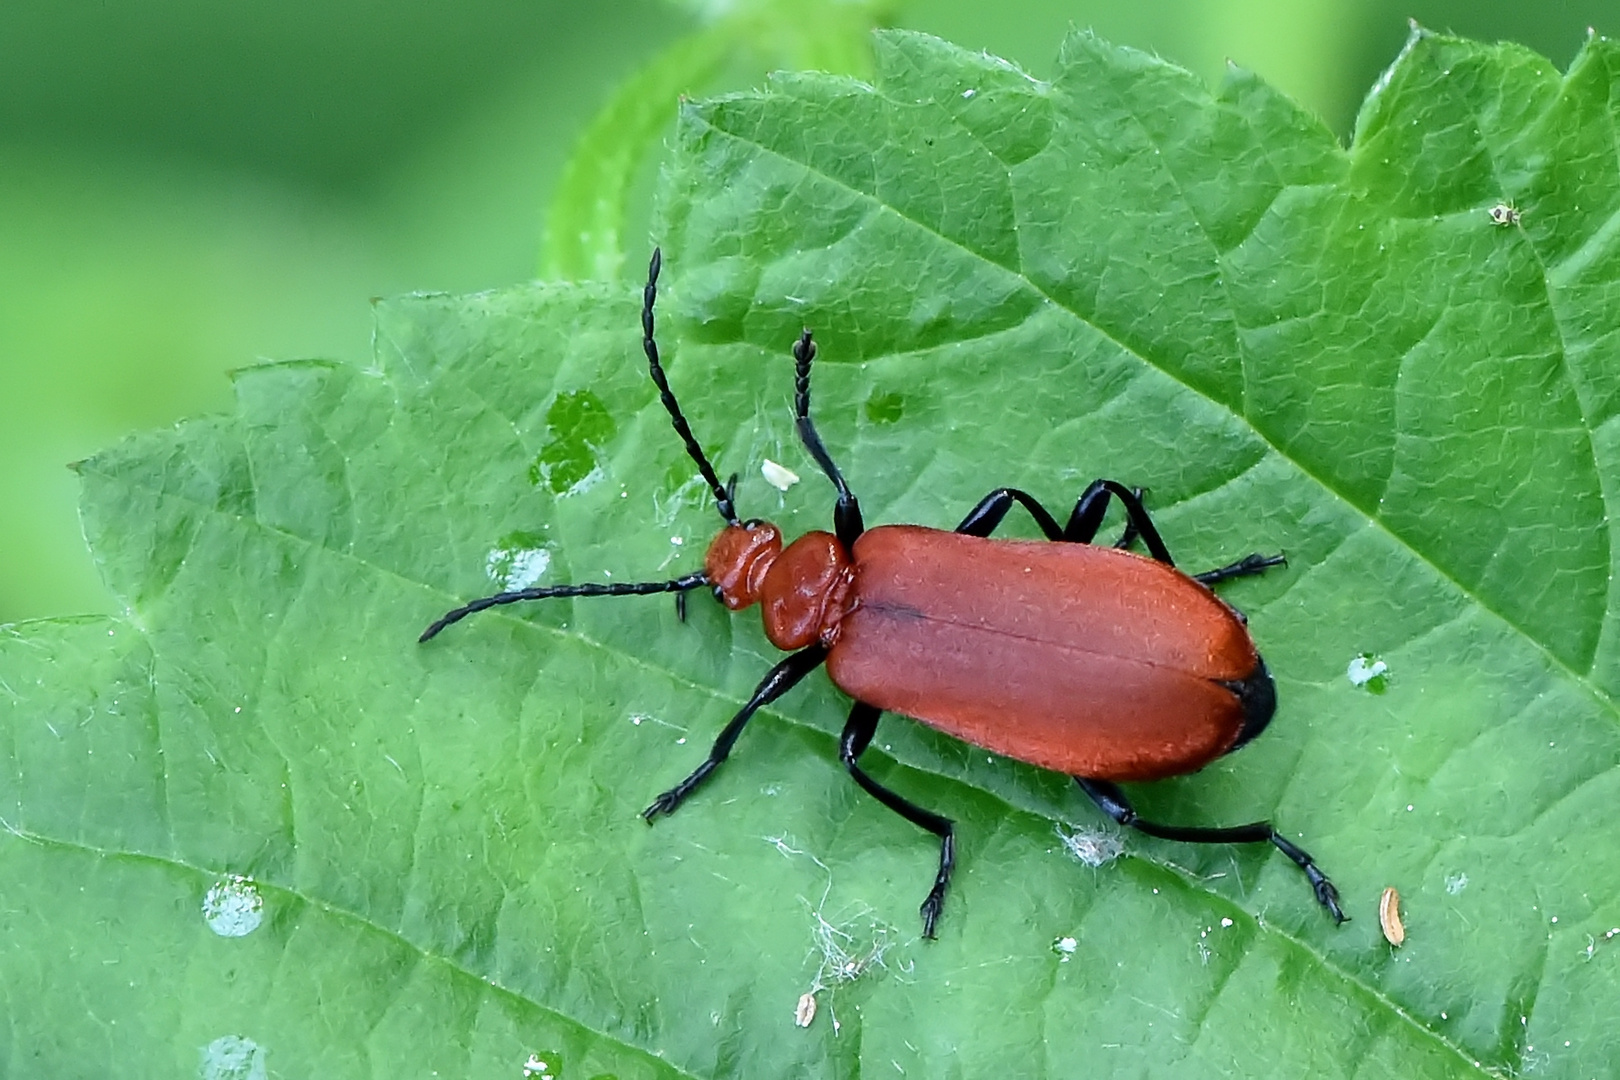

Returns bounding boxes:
[1380,886,1405,946]
[795,991,817,1028]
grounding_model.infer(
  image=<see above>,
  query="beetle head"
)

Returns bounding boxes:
[704,521,782,609]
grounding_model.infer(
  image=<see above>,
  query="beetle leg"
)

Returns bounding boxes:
[958,486,1152,551]
[1074,778,1346,923]
[1063,480,1175,564]
[1192,552,1288,587]
[642,645,828,821]
[840,702,956,939]
[792,330,865,549]
[1111,487,1147,550]
[953,488,1063,539]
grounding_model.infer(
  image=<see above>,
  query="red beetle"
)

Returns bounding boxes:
[422,249,1345,936]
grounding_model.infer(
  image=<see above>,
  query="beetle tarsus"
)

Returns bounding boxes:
[1076,777,1344,923]
[643,646,829,821]
[1193,552,1287,587]
[1268,833,1347,923]
[642,762,715,821]
[918,833,955,939]
[1311,874,1347,924]
[840,702,957,937]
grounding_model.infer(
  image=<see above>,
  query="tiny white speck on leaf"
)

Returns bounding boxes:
[1052,936,1078,962]
[521,1054,555,1080]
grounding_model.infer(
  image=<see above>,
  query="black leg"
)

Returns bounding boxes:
[956,484,1154,552]
[954,488,1064,539]
[643,645,828,820]
[953,484,1283,593]
[1064,480,1175,564]
[1111,487,1147,550]
[840,702,956,938]
[792,331,864,549]
[1075,777,1345,923]
[1193,552,1287,587]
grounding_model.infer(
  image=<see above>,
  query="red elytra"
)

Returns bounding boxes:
[708,523,1262,783]
[422,249,1345,938]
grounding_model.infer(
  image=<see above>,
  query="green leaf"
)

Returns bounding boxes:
[540,0,891,282]
[541,26,735,282]
[8,24,1620,1078]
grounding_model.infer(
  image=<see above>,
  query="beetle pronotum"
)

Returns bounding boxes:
[421,249,1346,937]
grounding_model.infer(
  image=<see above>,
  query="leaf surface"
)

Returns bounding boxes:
[7,26,1620,1079]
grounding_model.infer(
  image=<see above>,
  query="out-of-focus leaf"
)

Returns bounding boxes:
[542,0,889,282]
[7,25,1620,1079]
[541,28,735,282]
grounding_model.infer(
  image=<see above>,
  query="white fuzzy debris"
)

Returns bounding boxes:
[200,1035,267,1080]
[202,876,265,938]
[1055,823,1124,866]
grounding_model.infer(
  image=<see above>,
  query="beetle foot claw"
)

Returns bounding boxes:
[1304,866,1347,923]
[1316,879,1348,924]
[642,789,683,822]
[643,760,718,822]
[919,886,947,939]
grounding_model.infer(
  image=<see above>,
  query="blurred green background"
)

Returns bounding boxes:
[1,0,1613,623]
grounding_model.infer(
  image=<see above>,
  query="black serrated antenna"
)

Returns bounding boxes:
[419,573,708,642]
[793,329,864,548]
[643,248,739,526]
